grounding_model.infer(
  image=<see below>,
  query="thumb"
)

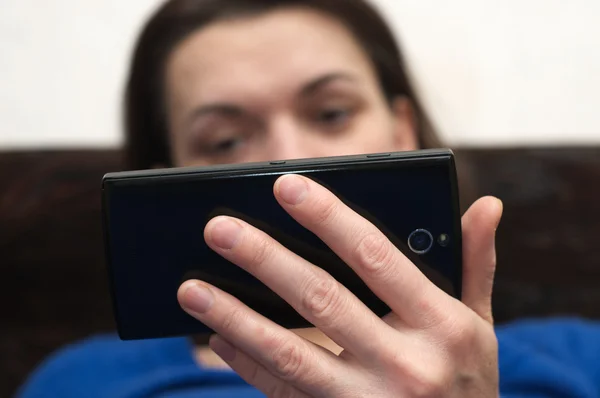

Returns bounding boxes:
[460,196,503,324]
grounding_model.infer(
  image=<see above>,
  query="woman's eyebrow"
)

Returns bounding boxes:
[298,72,358,97]
[185,103,246,129]
[189,104,244,120]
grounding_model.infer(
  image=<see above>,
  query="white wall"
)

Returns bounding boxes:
[0,0,159,149]
[371,0,600,146]
[1,0,599,149]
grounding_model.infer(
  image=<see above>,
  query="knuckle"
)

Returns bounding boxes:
[442,316,477,348]
[302,277,343,322]
[246,361,262,386]
[312,197,339,227]
[405,363,452,398]
[381,349,451,397]
[266,382,298,398]
[220,307,246,333]
[271,341,306,381]
[246,236,273,270]
[411,377,449,397]
[457,322,476,345]
[353,232,395,276]
[247,363,299,398]
[414,297,447,329]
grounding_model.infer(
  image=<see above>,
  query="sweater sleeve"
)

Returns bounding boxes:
[496,317,600,398]
[15,334,195,398]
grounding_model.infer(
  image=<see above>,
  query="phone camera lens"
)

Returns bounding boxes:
[408,229,434,255]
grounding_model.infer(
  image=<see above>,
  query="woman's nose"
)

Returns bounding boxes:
[265,118,322,161]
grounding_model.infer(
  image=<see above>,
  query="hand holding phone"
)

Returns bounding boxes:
[103,149,503,397]
[177,174,503,398]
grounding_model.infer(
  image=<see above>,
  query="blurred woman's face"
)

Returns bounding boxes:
[165,7,418,167]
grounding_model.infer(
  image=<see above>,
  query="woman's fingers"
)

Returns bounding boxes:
[460,196,503,324]
[177,281,347,396]
[203,215,397,360]
[209,335,311,398]
[273,174,451,328]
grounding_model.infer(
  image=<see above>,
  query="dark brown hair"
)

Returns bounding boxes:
[124,0,442,170]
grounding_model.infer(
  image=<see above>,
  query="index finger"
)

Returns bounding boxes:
[274,174,453,328]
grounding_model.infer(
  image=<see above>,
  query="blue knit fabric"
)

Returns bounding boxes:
[16,318,600,398]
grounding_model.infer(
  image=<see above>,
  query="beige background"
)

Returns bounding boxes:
[1,0,599,149]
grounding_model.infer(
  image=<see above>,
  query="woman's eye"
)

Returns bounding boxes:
[206,137,244,155]
[316,108,351,125]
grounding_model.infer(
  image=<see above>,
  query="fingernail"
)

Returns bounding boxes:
[210,218,242,249]
[210,335,237,361]
[183,283,214,313]
[278,175,308,205]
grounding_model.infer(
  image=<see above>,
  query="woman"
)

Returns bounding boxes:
[17,0,600,397]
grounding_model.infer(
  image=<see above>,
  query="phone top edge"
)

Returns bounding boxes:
[102,148,454,184]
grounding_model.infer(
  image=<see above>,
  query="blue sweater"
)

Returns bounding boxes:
[16,318,600,398]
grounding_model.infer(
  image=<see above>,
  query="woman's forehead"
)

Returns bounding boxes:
[165,7,377,107]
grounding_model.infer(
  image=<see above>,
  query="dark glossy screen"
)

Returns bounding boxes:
[104,158,461,340]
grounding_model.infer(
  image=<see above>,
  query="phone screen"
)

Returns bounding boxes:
[104,158,461,339]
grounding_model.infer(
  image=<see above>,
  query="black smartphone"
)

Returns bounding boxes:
[102,149,462,340]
